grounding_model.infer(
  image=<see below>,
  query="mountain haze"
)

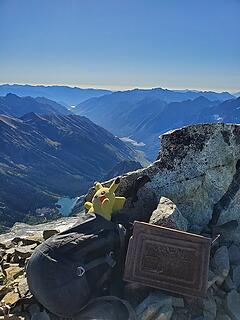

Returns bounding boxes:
[74,88,234,135]
[75,90,239,159]
[75,87,233,114]
[0,84,112,106]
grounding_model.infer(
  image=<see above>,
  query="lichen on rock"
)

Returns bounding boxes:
[83,123,240,241]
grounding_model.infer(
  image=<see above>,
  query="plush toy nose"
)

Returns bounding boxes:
[99,196,106,203]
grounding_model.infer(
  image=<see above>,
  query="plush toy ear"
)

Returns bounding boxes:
[84,202,92,210]
[109,177,120,194]
[115,177,120,184]
[95,182,102,191]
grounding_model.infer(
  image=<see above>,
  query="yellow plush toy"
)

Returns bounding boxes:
[84,177,126,221]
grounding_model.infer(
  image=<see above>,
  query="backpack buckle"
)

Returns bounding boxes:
[77,266,85,277]
[106,251,116,268]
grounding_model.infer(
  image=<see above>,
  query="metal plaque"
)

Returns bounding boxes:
[124,221,211,297]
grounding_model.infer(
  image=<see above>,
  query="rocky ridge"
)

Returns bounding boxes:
[84,123,240,242]
[0,94,70,117]
[1,123,240,319]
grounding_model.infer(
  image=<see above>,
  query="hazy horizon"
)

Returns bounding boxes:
[0,82,239,94]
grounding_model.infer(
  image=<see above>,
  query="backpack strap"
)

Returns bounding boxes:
[76,252,117,302]
[77,251,116,276]
[116,223,126,261]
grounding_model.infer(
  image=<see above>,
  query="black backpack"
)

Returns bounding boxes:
[26,214,125,318]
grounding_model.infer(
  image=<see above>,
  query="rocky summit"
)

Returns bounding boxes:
[85,123,240,241]
[0,123,240,319]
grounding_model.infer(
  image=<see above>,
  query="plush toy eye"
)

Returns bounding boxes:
[101,191,105,195]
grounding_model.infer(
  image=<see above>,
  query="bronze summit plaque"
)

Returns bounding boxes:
[124,221,211,297]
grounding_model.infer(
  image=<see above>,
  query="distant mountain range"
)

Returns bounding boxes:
[131,96,217,139]
[1,88,239,161]
[75,90,239,159]
[0,84,235,107]
[75,87,233,114]
[0,93,70,116]
[0,113,135,227]
[198,97,240,123]
[0,84,112,106]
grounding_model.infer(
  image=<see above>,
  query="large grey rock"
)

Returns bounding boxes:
[228,244,240,265]
[207,270,224,289]
[149,196,188,231]
[0,216,81,244]
[217,315,232,320]
[226,290,240,320]
[155,305,173,320]
[203,296,217,320]
[136,292,172,319]
[14,244,37,259]
[213,246,230,278]
[232,265,240,289]
[224,275,237,292]
[0,249,5,259]
[172,297,184,308]
[137,302,163,320]
[83,124,240,239]
[16,277,29,298]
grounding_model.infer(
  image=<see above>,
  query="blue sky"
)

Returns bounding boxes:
[0,0,239,92]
